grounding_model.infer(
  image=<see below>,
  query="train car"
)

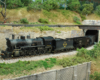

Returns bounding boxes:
[73,36,90,48]
[52,38,74,52]
[86,35,96,45]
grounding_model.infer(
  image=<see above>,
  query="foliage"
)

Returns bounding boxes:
[67,0,81,12]
[38,18,49,24]
[77,42,100,59]
[95,5,100,15]
[73,16,81,24]
[43,10,58,19]
[38,26,54,31]
[0,58,56,75]
[57,57,87,67]
[6,0,24,9]
[82,3,94,15]
[21,0,32,6]
[6,0,33,9]
[90,72,100,80]
[27,0,42,11]
[61,10,70,19]
[42,0,59,11]
[20,18,29,24]
[76,48,92,60]
[80,14,86,21]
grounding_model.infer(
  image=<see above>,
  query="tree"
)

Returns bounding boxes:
[27,0,42,11]
[82,3,94,15]
[6,0,24,9]
[0,0,7,23]
[95,5,100,15]
[57,0,67,10]
[21,0,32,6]
[67,0,80,12]
[43,0,59,11]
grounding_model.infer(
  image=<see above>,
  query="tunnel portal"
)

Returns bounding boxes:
[85,30,99,42]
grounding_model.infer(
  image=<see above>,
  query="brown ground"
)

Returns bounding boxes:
[91,57,100,74]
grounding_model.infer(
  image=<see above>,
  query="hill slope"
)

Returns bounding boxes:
[0,7,100,24]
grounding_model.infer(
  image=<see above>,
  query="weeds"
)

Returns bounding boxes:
[38,18,49,24]
[0,58,56,75]
[43,10,58,19]
[37,26,54,31]
[20,18,29,24]
[90,72,100,80]
[57,57,86,67]
[73,16,81,24]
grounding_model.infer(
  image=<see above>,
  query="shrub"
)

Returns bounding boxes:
[76,42,100,59]
[73,16,81,24]
[27,1,42,11]
[6,0,24,9]
[82,3,94,15]
[80,14,86,21]
[90,72,100,80]
[67,0,81,12]
[42,0,59,11]
[76,48,92,61]
[57,57,86,67]
[38,18,49,24]
[38,26,54,31]
[20,18,29,24]
[95,5,100,15]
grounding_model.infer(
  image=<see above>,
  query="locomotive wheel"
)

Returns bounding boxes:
[29,50,32,56]
[31,50,34,55]
[41,50,45,54]
[23,50,27,56]
[44,49,48,54]
[34,50,38,55]
[38,50,41,55]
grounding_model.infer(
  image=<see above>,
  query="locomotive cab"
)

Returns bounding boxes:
[39,36,54,53]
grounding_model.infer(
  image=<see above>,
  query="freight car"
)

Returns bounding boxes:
[0,34,96,59]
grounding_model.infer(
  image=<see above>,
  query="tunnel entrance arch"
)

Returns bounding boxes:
[85,30,99,42]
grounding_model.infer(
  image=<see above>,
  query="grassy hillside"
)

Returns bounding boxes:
[1,7,100,24]
[0,7,81,24]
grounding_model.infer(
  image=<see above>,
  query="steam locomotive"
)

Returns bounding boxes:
[0,34,96,58]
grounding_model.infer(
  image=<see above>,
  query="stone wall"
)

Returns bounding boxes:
[5,62,91,80]
[82,20,100,25]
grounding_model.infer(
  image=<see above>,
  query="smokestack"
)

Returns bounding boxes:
[12,34,15,39]
[20,36,25,40]
[27,35,30,39]
[17,37,19,39]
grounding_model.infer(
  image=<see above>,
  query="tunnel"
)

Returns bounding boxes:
[85,30,99,42]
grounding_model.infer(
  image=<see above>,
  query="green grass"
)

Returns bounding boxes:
[37,26,54,31]
[0,58,56,75]
[57,31,61,33]
[43,10,58,19]
[61,10,71,19]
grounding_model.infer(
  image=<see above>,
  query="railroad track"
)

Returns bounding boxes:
[0,24,100,27]
[0,45,94,64]
[0,24,80,27]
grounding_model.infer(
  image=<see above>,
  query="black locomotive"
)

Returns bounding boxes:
[0,34,96,58]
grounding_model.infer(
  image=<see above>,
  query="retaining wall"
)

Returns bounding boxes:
[5,62,91,80]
